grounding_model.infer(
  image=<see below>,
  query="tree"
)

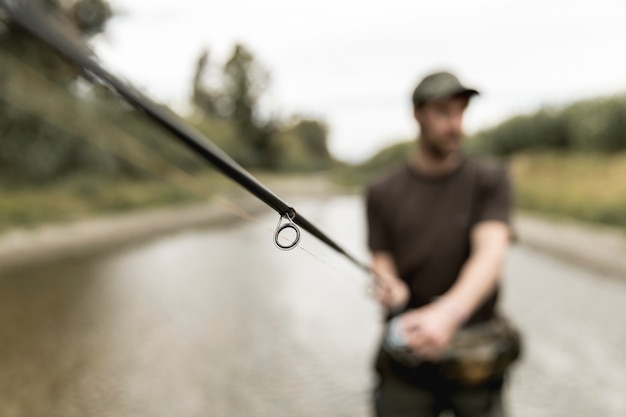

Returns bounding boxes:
[190,43,342,172]
[0,0,115,184]
[192,49,219,117]
[191,43,279,169]
[294,119,331,160]
[222,43,278,169]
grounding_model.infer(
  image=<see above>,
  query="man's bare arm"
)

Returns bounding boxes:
[440,220,511,321]
[402,220,510,360]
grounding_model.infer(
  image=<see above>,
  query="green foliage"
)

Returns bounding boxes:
[191,44,280,169]
[275,118,334,172]
[0,4,334,194]
[468,95,626,156]
[0,176,223,233]
[464,93,626,228]
[360,140,414,172]
[293,119,331,160]
[0,2,338,236]
[186,112,240,160]
[190,44,336,172]
[331,140,414,188]
[0,2,212,188]
[192,50,219,117]
[0,0,126,186]
[0,105,126,184]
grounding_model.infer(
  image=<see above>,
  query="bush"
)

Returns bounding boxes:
[469,95,626,156]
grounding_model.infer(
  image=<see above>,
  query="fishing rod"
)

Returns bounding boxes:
[0,0,371,273]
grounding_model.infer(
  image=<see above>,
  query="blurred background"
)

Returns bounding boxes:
[0,1,625,416]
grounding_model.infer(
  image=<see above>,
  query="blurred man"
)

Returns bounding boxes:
[366,71,514,416]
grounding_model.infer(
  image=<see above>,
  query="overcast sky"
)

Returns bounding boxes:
[94,0,626,162]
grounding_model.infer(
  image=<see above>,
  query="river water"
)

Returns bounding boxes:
[0,196,624,417]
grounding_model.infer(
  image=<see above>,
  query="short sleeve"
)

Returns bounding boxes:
[366,185,391,252]
[474,164,513,225]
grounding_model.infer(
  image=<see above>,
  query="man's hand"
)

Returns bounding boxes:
[399,299,465,361]
[372,275,409,312]
[371,253,409,312]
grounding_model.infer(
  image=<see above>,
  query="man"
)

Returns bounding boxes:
[366,71,513,416]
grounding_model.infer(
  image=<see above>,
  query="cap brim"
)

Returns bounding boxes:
[441,87,479,101]
[414,88,479,106]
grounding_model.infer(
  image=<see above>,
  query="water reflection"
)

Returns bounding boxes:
[0,197,380,417]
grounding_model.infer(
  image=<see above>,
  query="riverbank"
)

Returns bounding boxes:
[513,212,626,278]
[1,191,625,279]
[0,196,263,272]
[0,174,344,273]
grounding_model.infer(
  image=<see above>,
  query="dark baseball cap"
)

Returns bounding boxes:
[412,71,479,107]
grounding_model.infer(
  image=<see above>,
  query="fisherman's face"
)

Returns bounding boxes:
[414,96,469,159]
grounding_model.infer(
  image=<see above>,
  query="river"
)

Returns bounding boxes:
[0,196,624,417]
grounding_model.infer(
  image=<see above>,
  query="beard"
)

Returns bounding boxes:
[420,132,462,161]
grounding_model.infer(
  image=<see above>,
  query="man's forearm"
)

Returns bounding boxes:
[438,221,510,323]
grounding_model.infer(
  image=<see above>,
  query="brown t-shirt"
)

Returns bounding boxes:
[366,156,512,324]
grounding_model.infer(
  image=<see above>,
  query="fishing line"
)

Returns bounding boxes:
[0,0,371,275]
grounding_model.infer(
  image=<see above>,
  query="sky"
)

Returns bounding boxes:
[94,0,626,163]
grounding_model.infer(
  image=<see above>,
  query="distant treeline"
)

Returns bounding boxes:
[335,92,626,189]
[468,95,626,155]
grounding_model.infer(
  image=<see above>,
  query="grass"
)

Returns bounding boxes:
[2,153,625,235]
[511,152,626,229]
[0,170,337,235]
[0,172,236,234]
[332,148,626,231]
